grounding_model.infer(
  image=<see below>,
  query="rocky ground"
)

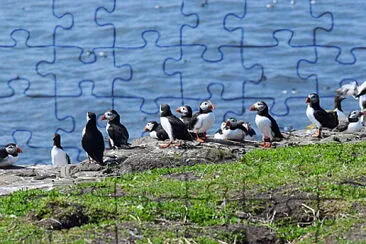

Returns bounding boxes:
[1,128,365,195]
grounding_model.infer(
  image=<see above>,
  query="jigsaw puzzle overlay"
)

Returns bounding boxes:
[0,0,365,164]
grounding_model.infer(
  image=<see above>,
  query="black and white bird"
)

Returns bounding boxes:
[159,104,193,148]
[225,119,257,140]
[175,105,193,129]
[333,95,347,124]
[144,121,169,141]
[189,100,215,142]
[51,133,71,166]
[100,110,129,149]
[249,101,283,147]
[0,143,23,167]
[306,93,338,138]
[336,81,366,125]
[335,110,364,133]
[82,112,105,164]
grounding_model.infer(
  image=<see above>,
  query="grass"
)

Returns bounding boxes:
[0,142,365,243]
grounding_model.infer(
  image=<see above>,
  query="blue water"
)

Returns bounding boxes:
[0,0,365,165]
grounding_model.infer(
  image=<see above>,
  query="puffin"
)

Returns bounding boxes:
[333,95,347,124]
[51,133,71,166]
[336,81,366,124]
[159,104,193,148]
[225,119,257,140]
[144,121,169,141]
[335,110,364,133]
[82,112,105,164]
[306,93,338,138]
[214,121,230,140]
[189,100,215,142]
[0,143,23,167]
[175,105,193,129]
[100,110,129,149]
[249,101,283,147]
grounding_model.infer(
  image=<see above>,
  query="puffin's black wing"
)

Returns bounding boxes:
[314,109,338,129]
[156,124,169,140]
[188,112,200,130]
[267,115,284,138]
[66,154,71,164]
[108,123,129,146]
[82,129,105,164]
[0,149,8,160]
[168,115,193,141]
[215,128,223,134]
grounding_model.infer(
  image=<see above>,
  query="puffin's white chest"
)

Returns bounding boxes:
[160,117,173,141]
[0,155,19,167]
[255,115,273,139]
[346,121,363,133]
[306,105,321,128]
[193,112,215,133]
[335,109,347,124]
[149,131,158,139]
[51,146,69,166]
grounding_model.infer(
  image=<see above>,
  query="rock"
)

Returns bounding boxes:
[0,129,365,195]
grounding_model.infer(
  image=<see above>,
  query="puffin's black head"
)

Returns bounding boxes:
[249,101,268,114]
[334,95,345,110]
[144,121,158,132]
[53,133,62,148]
[176,105,193,117]
[348,110,364,123]
[5,143,23,156]
[199,100,215,113]
[101,110,119,121]
[160,104,172,117]
[87,112,97,121]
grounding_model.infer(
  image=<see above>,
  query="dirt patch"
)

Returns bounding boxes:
[30,200,89,230]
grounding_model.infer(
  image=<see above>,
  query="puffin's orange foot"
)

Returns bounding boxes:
[263,142,272,148]
[196,137,205,143]
[159,142,172,148]
[312,130,322,138]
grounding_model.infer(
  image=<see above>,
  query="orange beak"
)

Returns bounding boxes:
[175,107,181,113]
[17,147,23,153]
[143,126,148,132]
[100,115,106,121]
[305,97,310,103]
[209,103,215,110]
[249,105,256,111]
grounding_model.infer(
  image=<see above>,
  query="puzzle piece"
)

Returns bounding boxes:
[96,0,194,47]
[0,79,72,164]
[37,46,132,96]
[53,0,114,57]
[0,30,55,96]
[55,81,113,160]
[225,0,332,46]
[0,0,72,46]
[311,1,366,62]
[298,46,366,114]
[181,0,245,60]
[242,31,317,115]
[113,31,182,114]
[165,44,261,104]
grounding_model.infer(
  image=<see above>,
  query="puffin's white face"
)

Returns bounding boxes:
[200,100,214,111]
[220,122,227,130]
[349,110,362,120]
[104,111,116,121]
[5,144,17,154]
[144,122,155,132]
[177,106,188,114]
[250,101,267,112]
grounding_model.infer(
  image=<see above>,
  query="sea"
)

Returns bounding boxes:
[0,0,365,165]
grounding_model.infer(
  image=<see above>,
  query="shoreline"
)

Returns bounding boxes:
[1,128,365,195]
